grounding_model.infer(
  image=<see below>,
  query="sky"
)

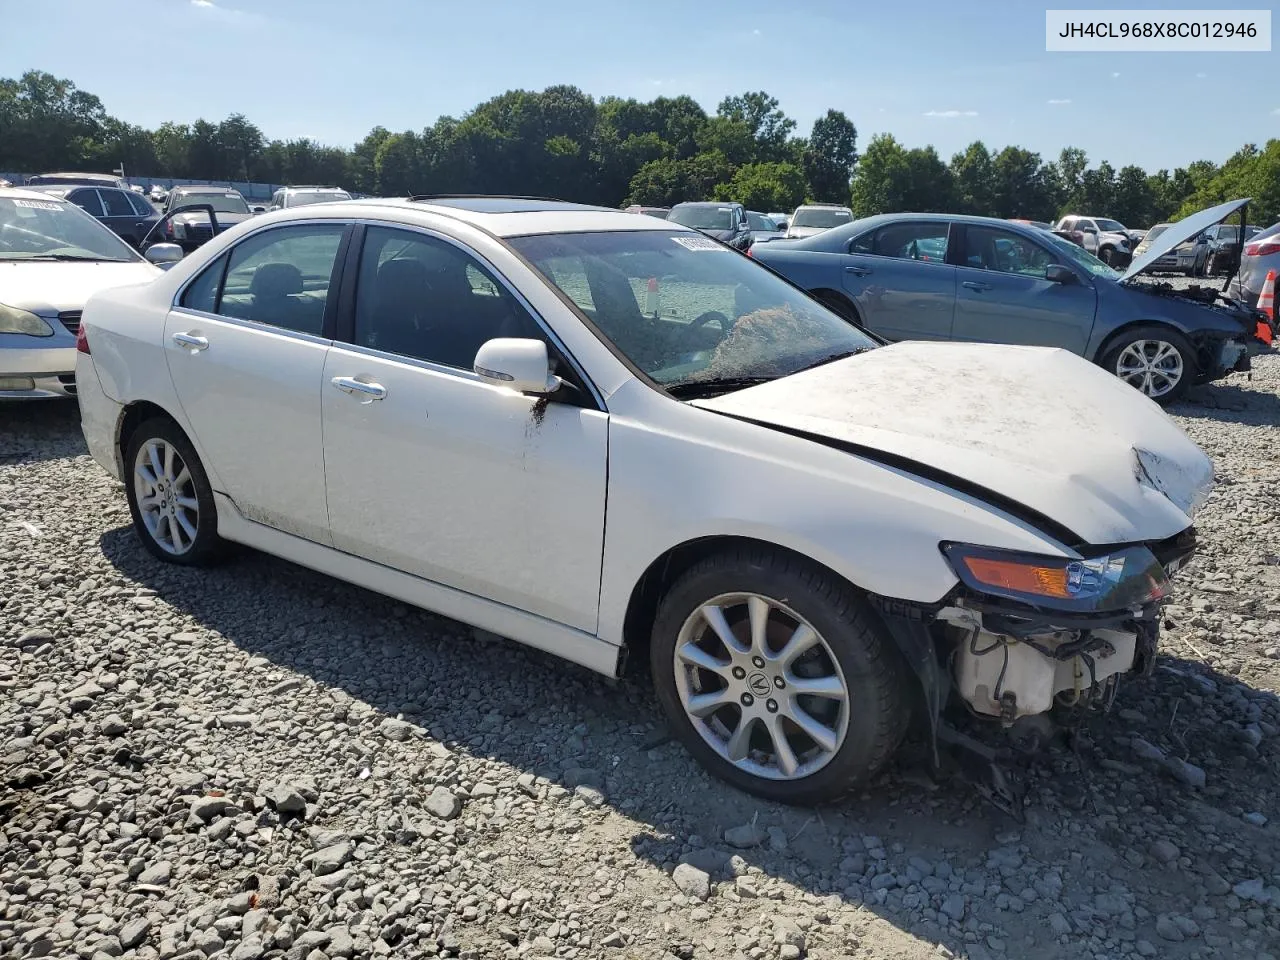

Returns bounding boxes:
[1,0,1276,171]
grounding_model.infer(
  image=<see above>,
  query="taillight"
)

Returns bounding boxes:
[75,324,90,354]
[746,246,754,258]
[164,219,174,237]
[1245,239,1280,257]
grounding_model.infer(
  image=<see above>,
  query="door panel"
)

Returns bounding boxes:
[164,314,333,542]
[951,225,1098,353]
[841,221,956,341]
[321,349,608,631]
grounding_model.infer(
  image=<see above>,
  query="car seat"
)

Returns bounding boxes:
[248,262,305,329]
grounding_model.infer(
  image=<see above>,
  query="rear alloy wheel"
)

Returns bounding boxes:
[124,418,224,565]
[651,547,909,804]
[1102,327,1195,403]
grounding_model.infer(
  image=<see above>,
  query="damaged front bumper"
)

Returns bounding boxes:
[871,528,1196,741]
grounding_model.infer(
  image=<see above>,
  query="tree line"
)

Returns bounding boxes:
[3,70,1278,226]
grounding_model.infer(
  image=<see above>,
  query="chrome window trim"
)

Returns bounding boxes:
[171,218,352,309]
[168,305,337,348]
[351,218,608,412]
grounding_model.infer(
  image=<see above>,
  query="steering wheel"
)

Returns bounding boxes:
[679,310,731,347]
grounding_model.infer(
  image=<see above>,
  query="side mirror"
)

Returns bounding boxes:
[252,205,266,214]
[1045,264,1077,284]
[144,243,184,265]
[474,338,561,395]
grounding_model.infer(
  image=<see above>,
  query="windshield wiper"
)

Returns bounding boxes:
[790,348,871,374]
[16,254,128,262]
[666,376,777,399]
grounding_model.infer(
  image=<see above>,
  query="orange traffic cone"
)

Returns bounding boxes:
[1256,269,1276,345]
[645,276,660,316]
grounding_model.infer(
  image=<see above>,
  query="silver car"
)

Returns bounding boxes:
[1227,221,1280,308]
[786,204,853,239]
[1133,223,1205,275]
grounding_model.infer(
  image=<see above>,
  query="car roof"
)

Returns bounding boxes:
[795,203,850,209]
[174,185,242,193]
[670,200,739,208]
[278,196,694,239]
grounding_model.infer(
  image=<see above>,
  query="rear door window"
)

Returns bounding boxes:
[67,189,103,216]
[126,192,155,217]
[868,222,949,262]
[100,190,136,217]
[215,224,347,335]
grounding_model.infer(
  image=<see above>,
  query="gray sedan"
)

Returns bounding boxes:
[751,201,1269,402]
[1227,221,1280,309]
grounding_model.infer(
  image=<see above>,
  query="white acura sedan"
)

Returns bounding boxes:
[76,197,1212,804]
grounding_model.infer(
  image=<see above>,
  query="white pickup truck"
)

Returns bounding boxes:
[1054,214,1135,266]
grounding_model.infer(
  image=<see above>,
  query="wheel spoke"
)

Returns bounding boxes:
[770,623,820,668]
[763,715,798,777]
[726,715,755,762]
[786,703,839,753]
[786,672,846,700]
[686,686,735,718]
[747,595,770,655]
[700,604,748,656]
[147,442,163,479]
[677,641,730,675]
[162,441,175,482]
[137,465,159,490]
[138,495,163,510]
[175,496,199,511]
[175,510,197,543]
[174,466,192,490]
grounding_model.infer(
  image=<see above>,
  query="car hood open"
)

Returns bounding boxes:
[1119,198,1250,283]
[693,341,1213,547]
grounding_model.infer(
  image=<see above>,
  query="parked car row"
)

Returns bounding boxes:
[61,194,1232,809]
[637,203,854,250]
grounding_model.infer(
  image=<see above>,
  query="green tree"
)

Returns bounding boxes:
[802,110,858,204]
[1078,160,1116,214]
[626,151,734,207]
[716,91,796,163]
[713,161,807,210]
[850,133,911,215]
[1110,164,1156,227]
[949,141,996,216]
[991,146,1050,219]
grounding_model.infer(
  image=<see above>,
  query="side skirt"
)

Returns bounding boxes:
[212,492,622,678]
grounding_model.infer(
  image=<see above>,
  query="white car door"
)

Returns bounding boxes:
[163,220,351,544]
[321,224,608,632]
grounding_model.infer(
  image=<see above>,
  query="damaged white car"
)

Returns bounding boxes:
[75,197,1211,807]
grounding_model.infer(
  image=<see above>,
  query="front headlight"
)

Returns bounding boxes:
[941,543,1171,613]
[0,303,55,337]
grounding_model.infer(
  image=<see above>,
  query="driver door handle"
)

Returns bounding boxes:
[845,265,873,276]
[962,280,993,292]
[171,332,209,350]
[331,376,387,401]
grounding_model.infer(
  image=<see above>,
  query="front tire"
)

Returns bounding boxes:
[124,418,225,565]
[1101,327,1196,403]
[650,546,909,804]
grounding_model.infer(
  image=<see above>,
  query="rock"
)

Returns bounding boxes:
[67,786,98,811]
[1149,839,1180,864]
[99,714,129,736]
[120,918,152,950]
[1136,940,1158,958]
[137,861,172,885]
[1232,878,1271,904]
[1131,737,1166,762]
[766,826,788,852]
[680,848,730,875]
[941,894,966,921]
[229,935,265,960]
[327,928,354,958]
[772,917,805,950]
[1243,811,1268,827]
[1155,915,1185,942]
[602,930,627,948]
[311,842,352,875]
[425,786,461,819]
[1048,913,1071,936]
[723,823,766,849]
[671,863,710,901]
[265,783,307,816]
[17,627,54,647]
[378,718,414,741]
[1165,757,1206,788]
[573,784,606,806]
[190,796,230,822]
[219,713,258,728]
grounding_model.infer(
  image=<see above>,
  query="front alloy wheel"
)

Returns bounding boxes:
[674,593,849,780]
[1114,339,1185,399]
[651,547,909,804]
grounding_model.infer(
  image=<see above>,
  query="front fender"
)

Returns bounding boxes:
[594,385,1074,648]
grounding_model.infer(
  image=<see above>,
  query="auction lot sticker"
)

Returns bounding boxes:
[12,199,62,211]
[1046,9,1271,51]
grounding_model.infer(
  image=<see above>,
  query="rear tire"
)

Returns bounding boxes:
[124,418,226,566]
[650,546,910,804]
[1100,326,1196,404]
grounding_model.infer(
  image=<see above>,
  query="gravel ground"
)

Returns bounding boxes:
[3,327,1280,960]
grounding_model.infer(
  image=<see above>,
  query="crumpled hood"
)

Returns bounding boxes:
[0,260,160,314]
[693,341,1214,547]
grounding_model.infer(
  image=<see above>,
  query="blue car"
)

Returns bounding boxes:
[750,200,1269,402]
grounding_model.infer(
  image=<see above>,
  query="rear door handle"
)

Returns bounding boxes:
[962,281,993,292]
[845,265,873,276]
[171,332,209,350]
[331,376,387,402]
